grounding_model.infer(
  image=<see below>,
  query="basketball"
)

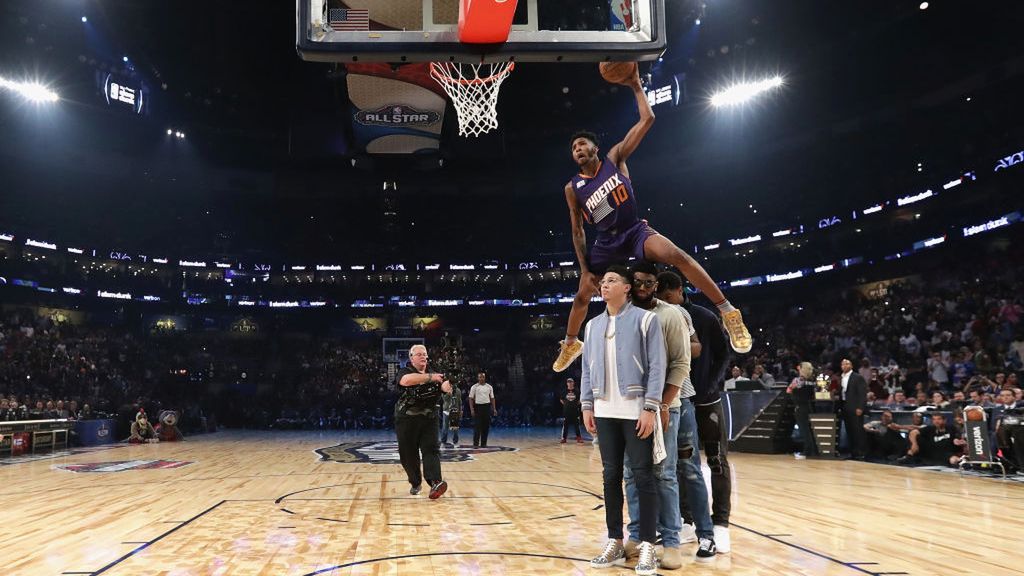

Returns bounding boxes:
[599,61,638,85]
[966,407,985,421]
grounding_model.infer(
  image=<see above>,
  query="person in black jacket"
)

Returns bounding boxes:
[657,271,735,553]
[838,358,868,459]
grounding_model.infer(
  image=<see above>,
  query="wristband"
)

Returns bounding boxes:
[660,403,670,412]
[643,406,657,413]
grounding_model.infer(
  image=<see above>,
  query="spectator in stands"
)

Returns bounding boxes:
[868,368,887,400]
[29,400,45,418]
[967,389,983,406]
[913,391,929,407]
[949,390,967,411]
[751,365,775,389]
[864,410,907,461]
[78,404,96,420]
[885,391,909,410]
[929,392,950,409]
[370,408,387,429]
[724,367,750,391]
[898,413,964,466]
[996,389,1017,411]
[927,352,950,390]
[0,399,20,421]
[950,351,974,387]
[900,330,921,357]
[858,359,873,384]
[892,412,926,434]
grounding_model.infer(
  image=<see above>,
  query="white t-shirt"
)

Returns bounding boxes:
[469,383,494,405]
[594,315,643,420]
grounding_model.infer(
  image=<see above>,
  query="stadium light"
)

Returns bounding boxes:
[711,76,783,107]
[81,16,88,23]
[0,76,59,103]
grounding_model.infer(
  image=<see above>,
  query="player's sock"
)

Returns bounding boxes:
[714,299,737,314]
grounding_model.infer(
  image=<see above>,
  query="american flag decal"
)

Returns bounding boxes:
[328,8,370,31]
[590,197,614,224]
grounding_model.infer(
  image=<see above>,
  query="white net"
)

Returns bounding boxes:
[429,61,515,138]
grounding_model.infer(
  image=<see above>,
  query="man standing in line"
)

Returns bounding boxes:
[622,262,716,567]
[469,371,496,448]
[581,265,665,576]
[657,271,734,554]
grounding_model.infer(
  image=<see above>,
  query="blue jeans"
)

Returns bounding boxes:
[439,412,459,444]
[625,407,681,547]
[675,399,714,539]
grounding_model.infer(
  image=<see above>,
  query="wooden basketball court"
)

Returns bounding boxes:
[2,429,1020,575]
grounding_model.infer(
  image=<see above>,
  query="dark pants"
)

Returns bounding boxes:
[867,429,907,460]
[681,400,731,527]
[473,405,491,447]
[842,405,865,457]
[395,415,442,487]
[794,403,820,457]
[997,423,1024,469]
[596,416,657,542]
[562,411,581,439]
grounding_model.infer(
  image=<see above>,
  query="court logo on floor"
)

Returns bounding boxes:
[54,460,194,473]
[316,441,515,464]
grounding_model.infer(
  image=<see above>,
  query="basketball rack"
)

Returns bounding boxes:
[959,406,1007,478]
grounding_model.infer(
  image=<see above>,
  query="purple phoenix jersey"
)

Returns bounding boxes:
[572,157,639,234]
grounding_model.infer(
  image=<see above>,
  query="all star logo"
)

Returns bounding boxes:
[54,460,194,473]
[315,441,515,464]
[355,104,439,127]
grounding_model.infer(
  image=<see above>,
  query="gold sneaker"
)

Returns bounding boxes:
[552,339,584,372]
[722,309,753,354]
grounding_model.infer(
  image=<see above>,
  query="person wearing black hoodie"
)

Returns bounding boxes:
[657,271,734,553]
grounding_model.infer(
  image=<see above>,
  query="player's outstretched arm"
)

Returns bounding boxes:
[607,68,655,167]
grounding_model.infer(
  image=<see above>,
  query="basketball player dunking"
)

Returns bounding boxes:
[552,65,753,372]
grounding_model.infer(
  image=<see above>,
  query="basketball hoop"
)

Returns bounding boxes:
[429,61,514,138]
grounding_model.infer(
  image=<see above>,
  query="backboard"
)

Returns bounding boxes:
[297,0,666,63]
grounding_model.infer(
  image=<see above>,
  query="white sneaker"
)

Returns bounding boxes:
[794,453,806,460]
[679,522,698,543]
[713,525,731,554]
